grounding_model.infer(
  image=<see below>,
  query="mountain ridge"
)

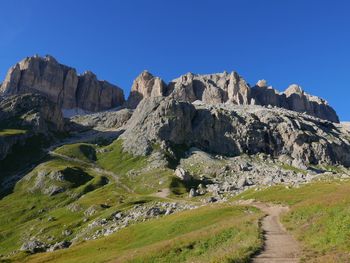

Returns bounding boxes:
[0,55,339,122]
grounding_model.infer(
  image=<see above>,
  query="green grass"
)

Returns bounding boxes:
[237,180,350,262]
[0,137,186,263]
[97,140,147,176]
[0,157,126,258]
[21,205,264,263]
[0,129,27,137]
[2,137,268,263]
[55,143,97,162]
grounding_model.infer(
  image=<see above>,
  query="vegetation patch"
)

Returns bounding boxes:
[22,205,264,263]
[237,180,350,261]
[55,143,97,162]
[0,129,27,137]
[97,139,147,176]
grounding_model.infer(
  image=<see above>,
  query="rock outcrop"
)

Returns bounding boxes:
[121,97,350,167]
[0,55,125,112]
[0,93,65,160]
[127,71,166,109]
[251,82,339,123]
[127,71,339,122]
[168,71,251,105]
[70,108,133,129]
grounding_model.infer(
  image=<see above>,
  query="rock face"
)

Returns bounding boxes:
[0,93,64,160]
[252,82,339,123]
[168,71,251,105]
[0,55,125,112]
[127,71,166,109]
[121,97,350,167]
[0,93,65,133]
[70,108,133,129]
[127,71,339,122]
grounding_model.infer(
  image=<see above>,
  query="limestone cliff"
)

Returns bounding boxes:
[0,55,125,112]
[127,71,339,123]
[0,93,65,160]
[121,97,350,167]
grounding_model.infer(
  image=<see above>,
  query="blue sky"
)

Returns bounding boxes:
[0,0,349,120]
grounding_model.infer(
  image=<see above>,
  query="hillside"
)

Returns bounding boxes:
[0,55,350,263]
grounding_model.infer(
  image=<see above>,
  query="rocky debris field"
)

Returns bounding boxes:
[178,148,350,202]
[69,108,133,130]
[73,202,198,242]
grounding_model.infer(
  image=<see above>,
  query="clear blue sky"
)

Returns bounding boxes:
[0,0,349,120]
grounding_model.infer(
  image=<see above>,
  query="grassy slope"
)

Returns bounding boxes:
[0,129,27,137]
[0,139,196,262]
[0,157,133,257]
[22,205,263,263]
[55,143,97,162]
[55,141,184,196]
[238,180,350,262]
[96,140,147,176]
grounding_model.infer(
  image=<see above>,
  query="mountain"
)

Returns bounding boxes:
[0,93,65,180]
[0,55,350,262]
[121,97,350,168]
[127,71,339,122]
[0,55,339,122]
[0,55,125,112]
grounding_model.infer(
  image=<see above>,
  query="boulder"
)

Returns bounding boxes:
[174,168,191,181]
[20,240,47,253]
[47,241,71,252]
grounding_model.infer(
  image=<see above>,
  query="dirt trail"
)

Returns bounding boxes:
[239,200,300,263]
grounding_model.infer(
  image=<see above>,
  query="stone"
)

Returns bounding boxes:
[62,229,72,236]
[20,240,47,253]
[0,55,125,112]
[47,241,71,252]
[174,168,191,181]
[70,108,133,129]
[189,188,197,198]
[44,185,65,196]
[237,178,247,189]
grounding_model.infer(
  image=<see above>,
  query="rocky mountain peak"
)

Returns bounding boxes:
[127,70,339,123]
[0,55,125,113]
[81,70,97,78]
[0,55,340,122]
[256,79,268,88]
[127,70,166,109]
[284,84,304,97]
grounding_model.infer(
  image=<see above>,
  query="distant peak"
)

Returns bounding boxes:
[285,84,303,97]
[256,79,268,88]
